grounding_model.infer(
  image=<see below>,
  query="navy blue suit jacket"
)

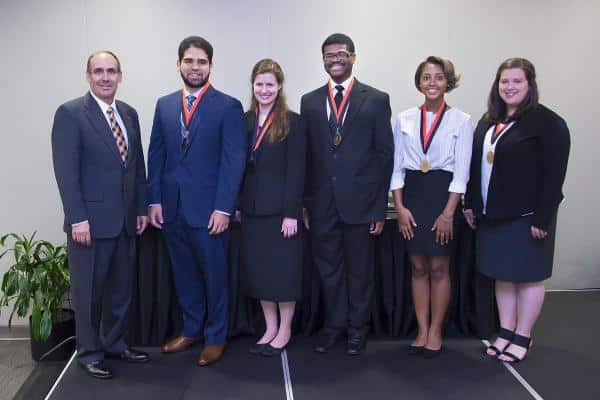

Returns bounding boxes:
[51,92,147,239]
[147,86,247,227]
[300,80,394,225]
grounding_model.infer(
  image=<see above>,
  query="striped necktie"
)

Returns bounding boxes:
[106,106,128,165]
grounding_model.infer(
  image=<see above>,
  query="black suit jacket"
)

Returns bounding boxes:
[464,104,570,230]
[51,92,147,238]
[300,80,394,225]
[238,111,306,219]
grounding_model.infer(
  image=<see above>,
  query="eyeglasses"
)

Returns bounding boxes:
[323,51,353,62]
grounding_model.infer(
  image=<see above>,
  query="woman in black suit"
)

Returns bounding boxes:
[239,58,306,356]
[464,58,570,363]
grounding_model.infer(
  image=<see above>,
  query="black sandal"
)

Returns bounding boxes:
[500,333,532,363]
[485,327,514,358]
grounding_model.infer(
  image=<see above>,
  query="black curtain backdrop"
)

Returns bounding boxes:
[127,218,497,346]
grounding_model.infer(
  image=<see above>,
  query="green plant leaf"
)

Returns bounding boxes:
[31,307,41,341]
[40,311,53,342]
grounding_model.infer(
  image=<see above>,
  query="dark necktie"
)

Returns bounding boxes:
[186,95,196,111]
[334,85,344,108]
[106,107,127,165]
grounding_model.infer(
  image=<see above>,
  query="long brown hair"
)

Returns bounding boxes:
[485,57,539,123]
[249,58,290,142]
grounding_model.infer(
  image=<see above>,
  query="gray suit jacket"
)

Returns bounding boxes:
[52,92,147,239]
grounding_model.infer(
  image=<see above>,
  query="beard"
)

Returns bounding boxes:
[180,71,210,89]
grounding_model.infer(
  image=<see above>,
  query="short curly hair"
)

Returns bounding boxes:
[414,56,460,93]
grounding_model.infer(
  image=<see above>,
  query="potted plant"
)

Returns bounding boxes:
[0,232,75,361]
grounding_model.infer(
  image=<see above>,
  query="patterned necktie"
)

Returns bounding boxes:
[186,95,196,111]
[334,85,344,108]
[106,106,128,165]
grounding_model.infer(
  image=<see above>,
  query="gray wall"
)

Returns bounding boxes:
[1,0,598,325]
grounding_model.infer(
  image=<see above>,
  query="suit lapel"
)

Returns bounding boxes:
[183,86,216,155]
[116,102,136,167]
[84,93,122,164]
[342,80,367,130]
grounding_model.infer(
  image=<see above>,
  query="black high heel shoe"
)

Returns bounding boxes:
[485,327,515,358]
[407,345,424,355]
[261,339,292,357]
[249,342,270,355]
[500,333,532,363]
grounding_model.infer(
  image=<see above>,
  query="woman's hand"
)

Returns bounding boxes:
[282,218,298,238]
[463,209,476,230]
[396,206,417,240]
[432,214,453,245]
[531,225,548,240]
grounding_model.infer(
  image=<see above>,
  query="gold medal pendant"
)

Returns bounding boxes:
[486,150,494,164]
[420,159,430,173]
[333,131,342,147]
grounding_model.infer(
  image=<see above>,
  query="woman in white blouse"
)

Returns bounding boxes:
[391,56,473,357]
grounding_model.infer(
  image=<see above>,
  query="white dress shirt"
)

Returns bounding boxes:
[481,121,515,213]
[325,75,354,123]
[391,106,474,194]
[89,91,129,147]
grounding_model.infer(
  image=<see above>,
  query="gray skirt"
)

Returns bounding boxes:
[476,212,557,282]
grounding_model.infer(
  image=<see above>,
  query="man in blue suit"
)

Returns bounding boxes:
[52,51,149,379]
[147,36,246,366]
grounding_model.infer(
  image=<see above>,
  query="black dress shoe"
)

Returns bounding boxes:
[81,361,113,379]
[407,345,424,355]
[261,342,289,357]
[315,333,342,354]
[249,342,269,355]
[107,348,150,363]
[346,335,367,356]
[423,346,443,359]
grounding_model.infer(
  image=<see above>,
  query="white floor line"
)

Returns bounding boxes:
[482,340,544,400]
[281,349,295,400]
[44,350,77,400]
[0,337,30,341]
[546,288,599,292]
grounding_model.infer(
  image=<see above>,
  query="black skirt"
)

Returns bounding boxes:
[402,169,457,256]
[240,213,303,301]
[476,213,557,282]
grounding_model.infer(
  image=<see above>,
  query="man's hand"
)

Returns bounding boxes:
[136,216,149,235]
[72,221,91,247]
[369,220,385,236]
[149,205,164,229]
[281,218,298,238]
[208,211,230,235]
[531,225,548,240]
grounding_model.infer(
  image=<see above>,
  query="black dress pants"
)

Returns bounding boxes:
[311,212,374,336]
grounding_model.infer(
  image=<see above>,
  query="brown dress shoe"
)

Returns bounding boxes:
[162,336,200,353]
[197,343,226,366]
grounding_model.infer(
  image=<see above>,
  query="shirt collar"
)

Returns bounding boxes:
[328,75,355,92]
[184,83,209,98]
[89,91,117,114]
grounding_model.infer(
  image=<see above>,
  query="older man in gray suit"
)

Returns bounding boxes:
[51,51,149,379]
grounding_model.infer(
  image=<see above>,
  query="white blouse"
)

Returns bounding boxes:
[390,106,474,193]
[480,121,515,213]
